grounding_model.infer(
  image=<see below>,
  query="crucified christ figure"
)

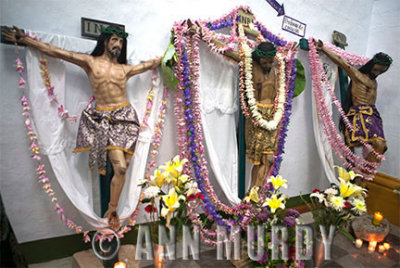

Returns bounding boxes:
[315,40,392,172]
[198,21,295,190]
[3,25,161,230]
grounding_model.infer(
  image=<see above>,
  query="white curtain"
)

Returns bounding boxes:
[198,42,241,205]
[311,54,338,184]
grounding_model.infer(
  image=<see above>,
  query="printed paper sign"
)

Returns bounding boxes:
[281,15,306,37]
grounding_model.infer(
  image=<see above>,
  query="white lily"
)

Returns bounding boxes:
[310,192,325,203]
[143,186,160,199]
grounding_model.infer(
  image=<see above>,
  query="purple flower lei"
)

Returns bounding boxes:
[255,22,287,47]
[179,47,229,228]
[271,60,297,177]
[206,16,234,30]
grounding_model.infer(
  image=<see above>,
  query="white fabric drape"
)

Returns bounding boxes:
[198,42,241,205]
[25,32,163,229]
[311,55,338,184]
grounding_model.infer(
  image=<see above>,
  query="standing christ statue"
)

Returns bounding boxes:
[3,25,161,229]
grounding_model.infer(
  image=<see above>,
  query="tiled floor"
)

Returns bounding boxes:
[29,213,400,268]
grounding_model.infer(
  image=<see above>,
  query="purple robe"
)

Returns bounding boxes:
[345,104,385,147]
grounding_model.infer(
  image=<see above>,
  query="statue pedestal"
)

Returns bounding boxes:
[72,244,140,268]
[352,214,390,242]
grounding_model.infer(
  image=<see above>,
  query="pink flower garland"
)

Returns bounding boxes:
[144,87,168,179]
[198,24,237,54]
[308,38,383,178]
[197,5,283,56]
[140,70,158,129]
[15,44,88,241]
[177,23,250,217]
[173,22,192,175]
[39,58,79,122]
[324,42,370,66]
[30,33,94,123]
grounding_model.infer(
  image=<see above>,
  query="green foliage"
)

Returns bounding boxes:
[293,59,306,98]
[161,38,179,91]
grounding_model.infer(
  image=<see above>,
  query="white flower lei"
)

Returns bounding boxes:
[239,24,286,131]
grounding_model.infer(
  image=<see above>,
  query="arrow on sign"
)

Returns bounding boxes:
[265,0,285,16]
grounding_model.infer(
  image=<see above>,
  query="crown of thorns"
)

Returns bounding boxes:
[254,46,277,58]
[372,53,392,66]
[100,26,128,38]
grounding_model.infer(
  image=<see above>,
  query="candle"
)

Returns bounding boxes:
[378,245,385,253]
[368,241,377,253]
[355,239,363,248]
[114,262,126,268]
[372,212,383,226]
[383,243,391,250]
[368,245,375,253]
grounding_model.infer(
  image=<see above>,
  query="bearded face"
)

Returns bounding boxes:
[106,34,123,58]
[259,57,275,74]
[369,64,388,80]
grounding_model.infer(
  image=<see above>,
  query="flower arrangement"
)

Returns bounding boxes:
[140,155,204,240]
[242,175,304,268]
[302,166,367,240]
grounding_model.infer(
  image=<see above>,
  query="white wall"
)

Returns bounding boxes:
[366,0,400,175]
[1,0,398,243]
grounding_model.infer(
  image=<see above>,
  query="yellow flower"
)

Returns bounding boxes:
[150,168,166,188]
[243,186,260,203]
[268,175,288,191]
[262,194,286,213]
[161,155,188,179]
[339,178,366,198]
[328,195,345,211]
[172,174,190,189]
[161,188,185,228]
[334,166,362,182]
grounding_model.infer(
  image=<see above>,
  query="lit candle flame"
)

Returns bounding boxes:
[372,212,383,226]
[368,241,377,253]
[114,261,126,268]
[355,239,363,248]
